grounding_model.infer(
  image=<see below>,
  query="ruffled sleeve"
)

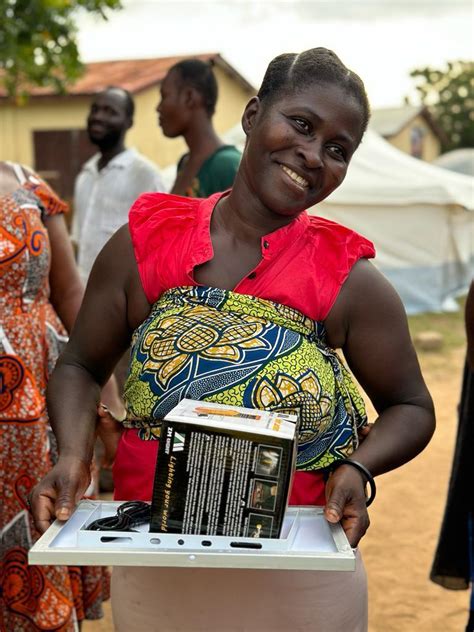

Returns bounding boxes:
[305,215,376,320]
[129,192,201,303]
[26,175,69,216]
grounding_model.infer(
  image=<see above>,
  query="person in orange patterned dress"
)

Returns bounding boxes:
[0,161,111,631]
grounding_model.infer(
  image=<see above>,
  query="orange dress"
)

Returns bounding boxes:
[0,164,109,631]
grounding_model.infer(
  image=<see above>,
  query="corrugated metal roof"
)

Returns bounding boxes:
[0,53,255,98]
[369,105,424,137]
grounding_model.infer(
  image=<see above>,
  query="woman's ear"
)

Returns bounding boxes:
[241,96,261,136]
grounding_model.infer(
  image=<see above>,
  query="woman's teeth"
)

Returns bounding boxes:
[281,165,309,188]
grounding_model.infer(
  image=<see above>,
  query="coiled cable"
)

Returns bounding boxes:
[86,500,151,532]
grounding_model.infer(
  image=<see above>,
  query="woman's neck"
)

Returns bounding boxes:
[217,174,299,242]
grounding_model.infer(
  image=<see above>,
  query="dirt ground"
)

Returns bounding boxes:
[84,318,470,632]
[362,344,468,632]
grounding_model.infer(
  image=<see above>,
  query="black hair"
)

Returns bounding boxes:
[103,86,135,118]
[257,48,370,139]
[170,59,218,116]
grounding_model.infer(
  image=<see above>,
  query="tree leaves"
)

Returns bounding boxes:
[409,60,474,151]
[0,0,122,101]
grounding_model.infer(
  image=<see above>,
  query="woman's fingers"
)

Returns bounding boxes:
[29,485,57,533]
[29,458,90,532]
[324,464,370,547]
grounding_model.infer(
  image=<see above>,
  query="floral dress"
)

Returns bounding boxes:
[0,164,109,631]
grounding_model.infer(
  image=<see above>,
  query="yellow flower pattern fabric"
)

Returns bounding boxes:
[124,286,367,471]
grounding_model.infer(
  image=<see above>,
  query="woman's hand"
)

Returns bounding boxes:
[96,404,124,469]
[29,456,91,533]
[323,464,370,547]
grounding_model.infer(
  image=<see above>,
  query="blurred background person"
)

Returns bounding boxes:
[431,280,474,632]
[73,86,165,286]
[158,58,241,197]
[0,160,115,630]
[73,86,159,491]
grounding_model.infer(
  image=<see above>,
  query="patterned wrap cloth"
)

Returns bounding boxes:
[0,170,109,632]
[123,286,367,471]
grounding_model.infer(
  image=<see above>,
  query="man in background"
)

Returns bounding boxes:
[157,59,241,197]
[73,86,164,284]
[73,87,164,490]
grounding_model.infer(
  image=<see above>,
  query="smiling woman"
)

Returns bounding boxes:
[30,48,435,632]
[238,81,364,218]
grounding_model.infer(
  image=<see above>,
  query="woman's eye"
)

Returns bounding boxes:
[327,144,346,160]
[293,118,310,133]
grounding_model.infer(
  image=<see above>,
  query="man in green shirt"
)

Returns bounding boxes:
[157,58,241,197]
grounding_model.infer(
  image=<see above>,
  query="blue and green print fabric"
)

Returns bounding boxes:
[123,286,367,471]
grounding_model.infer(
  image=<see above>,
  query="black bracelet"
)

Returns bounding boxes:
[329,459,376,507]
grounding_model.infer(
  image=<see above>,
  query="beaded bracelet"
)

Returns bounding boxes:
[329,459,376,507]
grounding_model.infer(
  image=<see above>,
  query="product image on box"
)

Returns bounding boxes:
[150,399,298,538]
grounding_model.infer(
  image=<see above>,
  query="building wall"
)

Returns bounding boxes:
[0,96,91,167]
[0,65,252,171]
[388,115,441,162]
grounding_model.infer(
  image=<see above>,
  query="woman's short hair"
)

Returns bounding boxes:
[170,59,218,117]
[257,48,370,139]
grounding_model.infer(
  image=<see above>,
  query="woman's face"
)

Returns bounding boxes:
[240,82,364,218]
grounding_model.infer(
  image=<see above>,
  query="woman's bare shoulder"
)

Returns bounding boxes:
[88,224,151,329]
[325,259,406,348]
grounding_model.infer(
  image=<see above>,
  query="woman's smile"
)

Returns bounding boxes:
[280,164,310,189]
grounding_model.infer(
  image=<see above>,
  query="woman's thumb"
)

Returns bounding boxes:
[324,488,345,523]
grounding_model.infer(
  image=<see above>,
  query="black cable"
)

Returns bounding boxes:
[86,500,151,531]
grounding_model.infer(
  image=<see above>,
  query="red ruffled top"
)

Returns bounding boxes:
[119,191,375,506]
[129,191,375,321]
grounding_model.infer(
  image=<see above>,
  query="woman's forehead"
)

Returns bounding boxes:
[273,81,355,107]
[269,83,362,123]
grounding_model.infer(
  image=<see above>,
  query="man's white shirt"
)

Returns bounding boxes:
[72,148,164,283]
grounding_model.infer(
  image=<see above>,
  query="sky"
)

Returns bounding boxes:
[76,0,473,108]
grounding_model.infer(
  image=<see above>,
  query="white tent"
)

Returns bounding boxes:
[315,130,473,313]
[433,148,474,177]
[221,125,474,314]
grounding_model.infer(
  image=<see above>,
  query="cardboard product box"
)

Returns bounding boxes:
[150,399,298,538]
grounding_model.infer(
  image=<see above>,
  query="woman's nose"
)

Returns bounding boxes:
[298,140,323,168]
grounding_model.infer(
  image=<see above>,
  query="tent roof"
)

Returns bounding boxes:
[434,148,474,177]
[323,129,473,209]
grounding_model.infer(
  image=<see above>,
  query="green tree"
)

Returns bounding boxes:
[0,0,122,101]
[408,60,474,151]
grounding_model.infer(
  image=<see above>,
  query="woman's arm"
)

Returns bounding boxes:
[45,213,84,333]
[47,210,124,418]
[324,259,435,545]
[31,225,151,531]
